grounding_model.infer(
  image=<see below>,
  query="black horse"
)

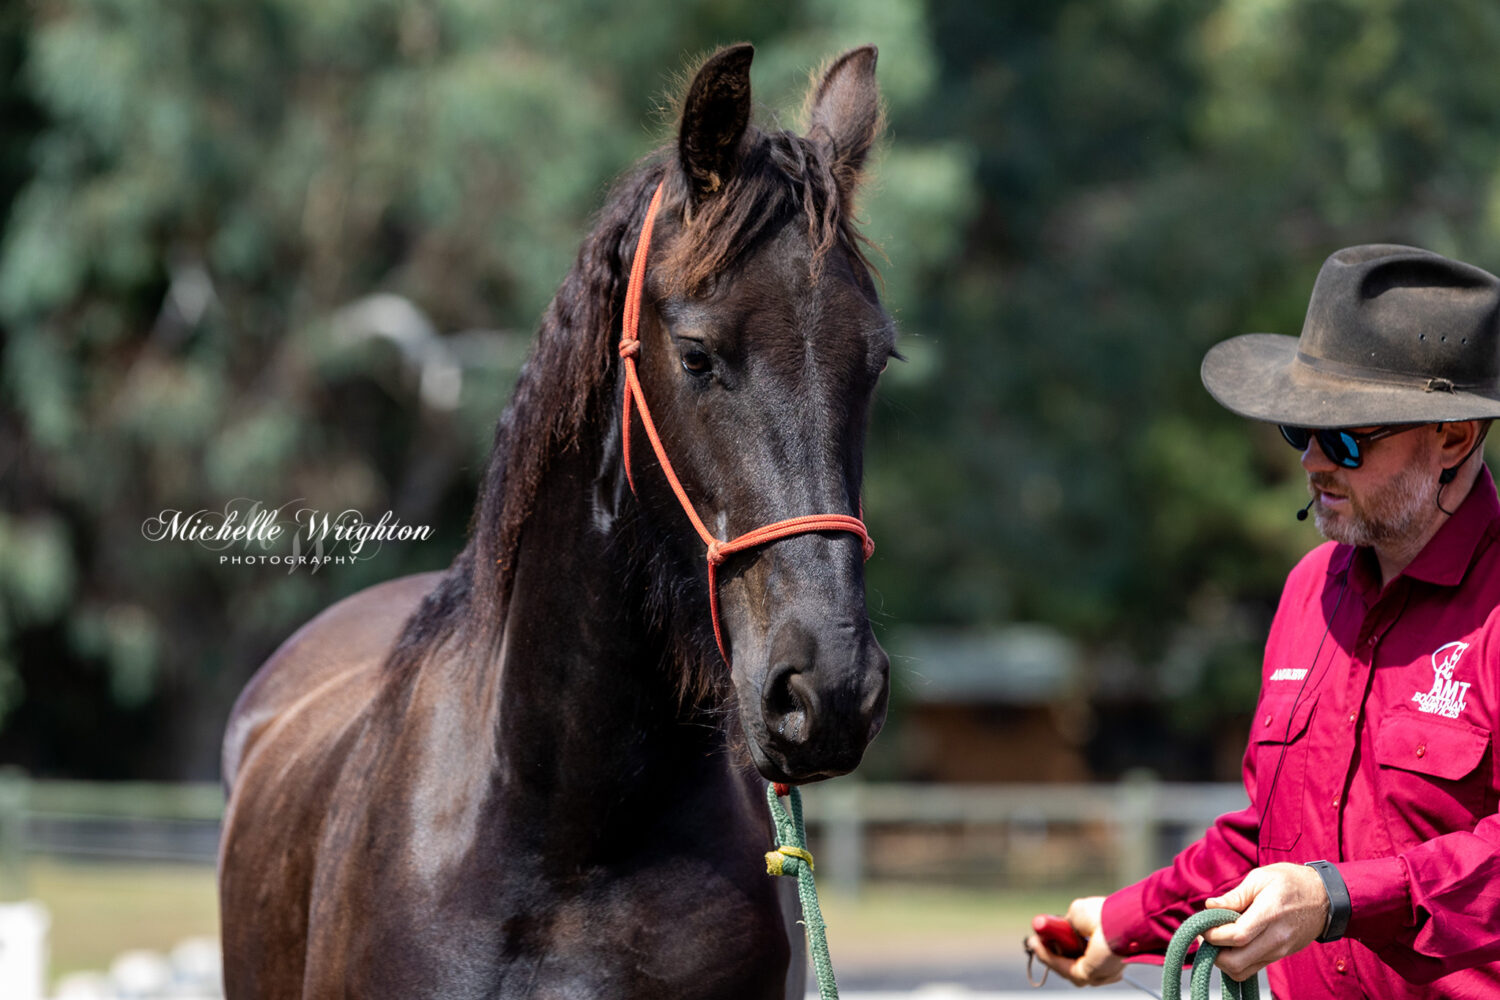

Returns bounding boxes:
[219,43,894,999]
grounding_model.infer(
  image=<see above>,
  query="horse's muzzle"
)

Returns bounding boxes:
[745,620,889,782]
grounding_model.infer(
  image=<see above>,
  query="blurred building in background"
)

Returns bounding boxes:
[890,626,1088,783]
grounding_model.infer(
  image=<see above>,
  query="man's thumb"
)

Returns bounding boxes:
[1204,886,1249,913]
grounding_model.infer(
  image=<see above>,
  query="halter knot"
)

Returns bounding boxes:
[765,844,815,876]
[706,540,728,566]
[619,338,640,358]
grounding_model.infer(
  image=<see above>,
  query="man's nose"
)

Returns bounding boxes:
[1299,436,1337,473]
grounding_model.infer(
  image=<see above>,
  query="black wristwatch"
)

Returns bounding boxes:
[1305,859,1351,942]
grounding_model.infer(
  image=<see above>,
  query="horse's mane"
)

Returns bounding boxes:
[385,121,870,685]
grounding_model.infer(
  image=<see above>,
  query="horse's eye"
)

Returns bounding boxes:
[681,348,713,377]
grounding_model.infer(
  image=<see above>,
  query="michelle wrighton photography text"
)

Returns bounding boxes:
[140,500,435,571]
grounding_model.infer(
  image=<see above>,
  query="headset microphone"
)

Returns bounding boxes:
[1297,497,1315,521]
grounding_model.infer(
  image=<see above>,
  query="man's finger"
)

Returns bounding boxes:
[1024,935,1087,986]
[1073,931,1127,986]
[1201,912,1261,949]
[1218,957,1266,983]
[1023,932,1124,987]
[1202,926,1250,949]
[1204,876,1260,914]
[1203,892,1241,910]
[1210,914,1286,982]
[1024,936,1072,976]
[1214,941,1273,984]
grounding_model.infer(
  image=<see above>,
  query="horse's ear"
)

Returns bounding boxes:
[803,45,882,185]
[679,43,754,204]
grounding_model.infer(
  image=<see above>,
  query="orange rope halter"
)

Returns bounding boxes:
[617,182,875,666]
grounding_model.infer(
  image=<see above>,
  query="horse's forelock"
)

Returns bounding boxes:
[661,126,870,296]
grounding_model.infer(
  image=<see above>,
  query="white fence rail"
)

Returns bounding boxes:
[0,774,222,875]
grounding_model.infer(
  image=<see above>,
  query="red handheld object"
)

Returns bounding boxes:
[1032,914,1087,958]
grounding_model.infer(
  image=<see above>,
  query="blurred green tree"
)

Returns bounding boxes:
[0,0,968,777]
[863,0,1500,771]
[9,0,1500,781]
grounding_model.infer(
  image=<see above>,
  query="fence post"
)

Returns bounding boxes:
[0,769,27,900]
[1116,769,1159,886]
[819,781,864,897]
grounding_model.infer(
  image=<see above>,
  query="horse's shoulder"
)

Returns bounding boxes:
[221,571,443,789]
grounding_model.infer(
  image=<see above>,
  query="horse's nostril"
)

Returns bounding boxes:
[763,665,813,746]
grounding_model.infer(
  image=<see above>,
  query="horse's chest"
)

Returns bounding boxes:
[489,863,792,1000]
[337,857,792,1000]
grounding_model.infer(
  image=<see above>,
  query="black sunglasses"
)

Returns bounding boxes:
[1278,424,1424,469]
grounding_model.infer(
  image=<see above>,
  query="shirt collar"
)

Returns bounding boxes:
[1342,466,1500,588]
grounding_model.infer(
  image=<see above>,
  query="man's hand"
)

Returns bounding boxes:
[1200,863,1331,981]
[1024,896,1126,987]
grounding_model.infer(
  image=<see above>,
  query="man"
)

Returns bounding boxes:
[1028,244,1500,997]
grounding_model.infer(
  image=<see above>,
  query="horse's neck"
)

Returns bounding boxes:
[465,440,736,851]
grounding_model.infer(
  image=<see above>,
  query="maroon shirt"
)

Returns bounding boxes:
[1104,472,1500,997]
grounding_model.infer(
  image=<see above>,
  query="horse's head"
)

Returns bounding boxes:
[627,44,893,784]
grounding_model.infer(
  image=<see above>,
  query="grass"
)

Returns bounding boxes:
[818,884,1092,966]
[15,858,1093,982]
[18,857,219,981]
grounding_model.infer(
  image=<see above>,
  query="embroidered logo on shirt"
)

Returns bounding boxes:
[1269,668,1309,682]
[1412,640,1472,719]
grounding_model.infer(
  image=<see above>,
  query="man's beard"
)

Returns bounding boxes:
[1310,462,1439,548]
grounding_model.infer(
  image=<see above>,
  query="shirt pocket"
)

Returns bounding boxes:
[1252,691,1319,852]
[1373,712,1492,844]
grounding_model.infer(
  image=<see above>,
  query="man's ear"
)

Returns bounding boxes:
[1438,420,1488,478]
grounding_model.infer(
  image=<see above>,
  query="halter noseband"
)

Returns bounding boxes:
[617,181,875,666]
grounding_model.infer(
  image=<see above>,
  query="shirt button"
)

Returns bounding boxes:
[1348,712,1357,724]
[1335,957,1347,974]
[1264,715,1274,727]
[1332,795,1340,808]
[1416,744,1427,758]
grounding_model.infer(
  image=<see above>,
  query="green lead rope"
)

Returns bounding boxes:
[765,783,838,1000]
[763,793,1254,1000]
[1162,909,1260,1000]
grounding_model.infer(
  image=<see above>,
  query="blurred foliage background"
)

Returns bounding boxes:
[4,0,1500,781]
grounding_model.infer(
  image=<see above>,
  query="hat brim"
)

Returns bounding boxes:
[1201,333,1500,428]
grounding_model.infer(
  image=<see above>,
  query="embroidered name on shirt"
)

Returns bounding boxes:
[1412,640,1472,719]
[1269,668,1309,682]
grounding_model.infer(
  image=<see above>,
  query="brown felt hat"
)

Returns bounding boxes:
[1201,244,1500,428]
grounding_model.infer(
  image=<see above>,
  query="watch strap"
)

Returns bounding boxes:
[1305,859,1351,942]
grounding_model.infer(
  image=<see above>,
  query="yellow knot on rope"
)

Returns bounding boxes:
[766,783,838,999]
[765,844,815,876]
